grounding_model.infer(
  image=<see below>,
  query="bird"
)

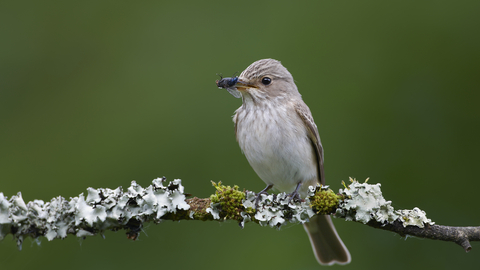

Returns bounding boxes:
[228,58,351,265]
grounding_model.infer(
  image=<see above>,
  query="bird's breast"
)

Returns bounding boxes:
[234,103,318,194]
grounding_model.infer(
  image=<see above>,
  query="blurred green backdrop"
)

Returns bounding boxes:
[1,1,479,269]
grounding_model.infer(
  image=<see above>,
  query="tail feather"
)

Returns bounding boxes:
[303,215,351,265]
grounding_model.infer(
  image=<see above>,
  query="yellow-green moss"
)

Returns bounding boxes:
[309,188,340,215]
[210,181,246,220]
[243,206,256,216]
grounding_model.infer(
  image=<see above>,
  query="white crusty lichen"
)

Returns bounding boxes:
[1,177,437,250]
[240,190,315,228]
[337,178,434,228]
[207,189,314,228]
[206,182,330,228]
[0,177,190,249]
[396,208,433,228]
[206,205,221,220]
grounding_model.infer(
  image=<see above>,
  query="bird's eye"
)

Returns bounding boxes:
[261,77,272,85]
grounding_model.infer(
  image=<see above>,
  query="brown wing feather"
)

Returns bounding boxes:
[295,102,325,185]
[233,110,239,142]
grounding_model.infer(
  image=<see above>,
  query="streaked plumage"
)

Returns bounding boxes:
[231,59,351,265]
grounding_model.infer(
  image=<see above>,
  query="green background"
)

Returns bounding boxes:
[1,1,479,269]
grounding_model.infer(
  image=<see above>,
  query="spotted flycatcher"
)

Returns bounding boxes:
[226,59,350,265]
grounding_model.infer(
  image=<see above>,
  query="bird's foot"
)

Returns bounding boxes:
[286,182,303,205]
[255,184,273,209]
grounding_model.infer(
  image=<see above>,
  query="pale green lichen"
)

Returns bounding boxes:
[1,177,437,250]
[241,189,315,229]
[337,178,399,224]
[207,182,317,228]
[397,207,433,228]
[337,178,434,227]
[0,177,190,249]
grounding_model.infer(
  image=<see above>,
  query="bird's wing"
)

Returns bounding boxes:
[233,107,241,142]
[295,102,325,185]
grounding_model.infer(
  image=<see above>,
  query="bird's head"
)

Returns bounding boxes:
[234,59,300,102]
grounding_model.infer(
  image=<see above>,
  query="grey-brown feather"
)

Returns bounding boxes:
[294,102,325,185]
[231,58,350,265]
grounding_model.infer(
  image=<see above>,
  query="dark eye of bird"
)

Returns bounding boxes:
[261,77,272,85]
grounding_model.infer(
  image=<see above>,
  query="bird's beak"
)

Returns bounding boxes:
[235,79,257,91]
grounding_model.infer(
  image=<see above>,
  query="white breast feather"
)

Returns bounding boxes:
[235,101,318,195]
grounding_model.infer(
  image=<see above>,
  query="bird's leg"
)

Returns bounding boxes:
[287,182,302,204]
[255,184,273,209]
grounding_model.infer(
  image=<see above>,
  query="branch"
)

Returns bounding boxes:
[366,220,479,252]
[0,177,478,252]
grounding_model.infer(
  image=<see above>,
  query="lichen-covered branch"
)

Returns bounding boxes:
[0,177,191,249]
[366,220,480,252]
[0,177,478,253]
[334,179,480,252]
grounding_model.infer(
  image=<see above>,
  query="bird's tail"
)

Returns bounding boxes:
[303,215,351,265]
